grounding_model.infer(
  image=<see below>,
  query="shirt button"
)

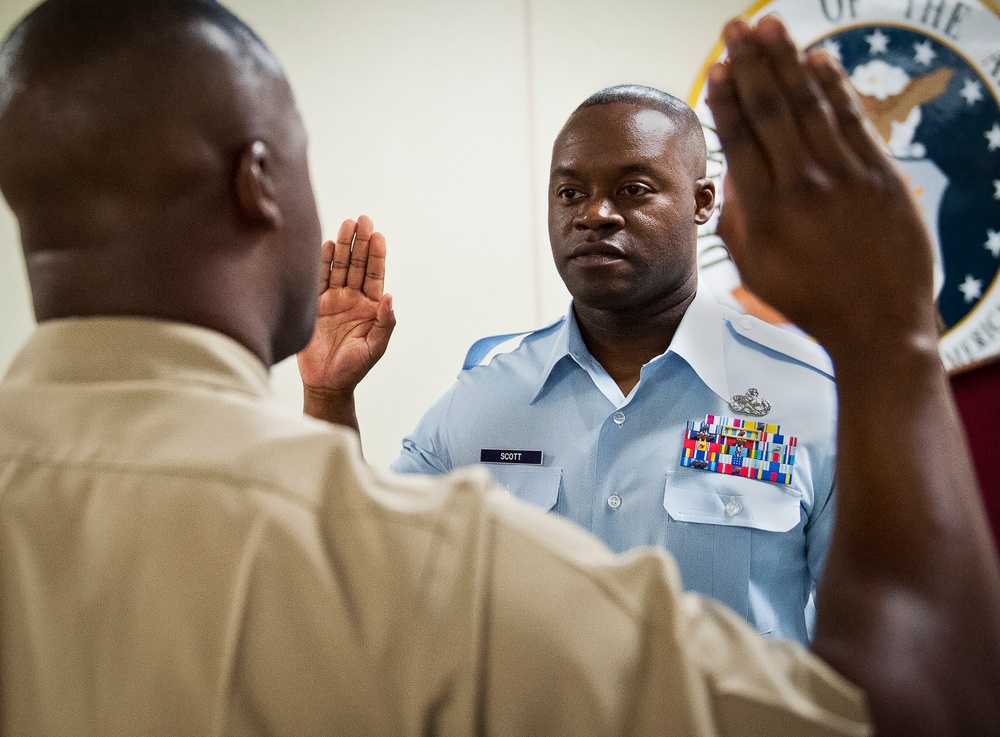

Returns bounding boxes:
[725,499,742,517]
[739,317,753,331]
[607,494,622,509]
[612,411,626,426]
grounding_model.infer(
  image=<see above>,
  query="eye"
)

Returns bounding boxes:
[557,187,582,201]
[621,183,652,196]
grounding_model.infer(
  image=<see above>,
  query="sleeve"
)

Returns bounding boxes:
[803,386,839,586]
[806,475,837,585]
[389,384,459,475]
[802,377,840,590]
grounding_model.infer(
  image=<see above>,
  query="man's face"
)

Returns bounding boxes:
[547,102,714,314]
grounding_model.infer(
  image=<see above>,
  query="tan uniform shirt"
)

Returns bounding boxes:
[0,318,870,736]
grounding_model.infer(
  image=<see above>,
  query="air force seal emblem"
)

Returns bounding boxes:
[690,0,1000,372]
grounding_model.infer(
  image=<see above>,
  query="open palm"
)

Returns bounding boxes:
[297,215,395,393]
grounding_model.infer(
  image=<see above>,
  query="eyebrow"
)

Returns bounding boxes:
[618,163,662,178]
[549,166,578,180]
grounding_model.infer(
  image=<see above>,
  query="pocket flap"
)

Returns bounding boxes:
[663,472,801,532]
[485,465,562,511]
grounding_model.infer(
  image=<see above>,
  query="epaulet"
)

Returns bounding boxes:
[723,308,834,379]
[461,317,563,370]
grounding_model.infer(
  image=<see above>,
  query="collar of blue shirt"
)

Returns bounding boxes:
[531,288,730,407]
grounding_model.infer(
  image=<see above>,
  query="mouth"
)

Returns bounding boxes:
[567,241,626,266]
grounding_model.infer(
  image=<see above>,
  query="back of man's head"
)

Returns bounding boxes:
[0,0,271,208]
[0,0,322,366]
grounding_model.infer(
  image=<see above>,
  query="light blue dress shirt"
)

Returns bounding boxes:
[392,289,838,643]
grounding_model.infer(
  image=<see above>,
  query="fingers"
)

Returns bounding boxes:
[329,218,357,290]
[327,215,387,298]
[706,61,769,202]
[716,174,748,265]
[709,16,871,190]
[718,18,812,185]
[807,50,888,170]
[754,17,859,175]
[363,231,387,301]
[319,237,337,294]
[345,215,374,291]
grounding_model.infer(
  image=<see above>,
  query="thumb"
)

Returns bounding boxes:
[368,294,396,360]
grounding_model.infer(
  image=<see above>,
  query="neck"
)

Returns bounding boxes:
[573,288,696,395]
[26,242,278,367]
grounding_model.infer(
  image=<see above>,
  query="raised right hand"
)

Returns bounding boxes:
[707,17,938,359]
[297,215,395,396]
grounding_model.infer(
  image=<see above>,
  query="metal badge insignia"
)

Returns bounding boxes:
[729,387,771,417]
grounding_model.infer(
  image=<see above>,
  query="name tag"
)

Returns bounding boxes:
[480,449,544,465]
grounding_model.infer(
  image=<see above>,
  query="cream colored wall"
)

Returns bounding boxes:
[0,0,747,468]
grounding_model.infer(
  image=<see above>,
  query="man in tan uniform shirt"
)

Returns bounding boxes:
[0,2,996,736]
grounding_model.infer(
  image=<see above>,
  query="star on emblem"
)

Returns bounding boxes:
[913,40,937,65]
[959,274,983,303]
[822,39,842,62]
[986,230,1000,258]
[960,78,984,106]
[866,29,889,54]
[986,122,1000,152]
[994,180,1000,201]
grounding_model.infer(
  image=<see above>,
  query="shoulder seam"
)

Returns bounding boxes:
[461,317,563,370]
[0,451,321,511]
[723,311,834,378]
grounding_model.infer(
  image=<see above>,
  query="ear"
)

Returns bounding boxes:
[235,140,282,227]
[694,177,716,225]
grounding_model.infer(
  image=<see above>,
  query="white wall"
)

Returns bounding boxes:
[0,0,748,468]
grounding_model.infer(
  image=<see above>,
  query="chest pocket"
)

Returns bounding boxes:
[663,468,802,532]
[662,469,804,636]
[484,465,562,511]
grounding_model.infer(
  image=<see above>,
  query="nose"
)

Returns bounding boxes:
[574,197,624,231]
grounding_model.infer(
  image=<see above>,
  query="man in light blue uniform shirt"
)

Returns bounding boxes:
[300,85,837,644]
[391,287,836,643]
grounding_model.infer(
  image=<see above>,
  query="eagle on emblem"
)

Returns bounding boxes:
[850,61,954,160]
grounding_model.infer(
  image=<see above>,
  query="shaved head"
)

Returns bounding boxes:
[568,84,709,178]
[0,0,322,366]
[547,86,716,320]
